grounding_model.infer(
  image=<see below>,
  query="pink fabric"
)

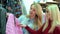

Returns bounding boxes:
[6,14,23,34]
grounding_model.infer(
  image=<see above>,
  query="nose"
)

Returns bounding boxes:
[30,10,33,14]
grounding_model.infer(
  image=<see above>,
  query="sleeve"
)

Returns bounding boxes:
[25,26,36,33]
[18,15,26,22]
[53,26,60,34]
[18,15,30,34]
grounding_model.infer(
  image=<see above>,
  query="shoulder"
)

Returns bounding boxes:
[18,15,29,23]
[18,15,29,20]
[18,15,27,19]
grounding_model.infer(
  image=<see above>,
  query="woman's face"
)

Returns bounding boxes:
[46,8,52,20]
[30,5,36,19]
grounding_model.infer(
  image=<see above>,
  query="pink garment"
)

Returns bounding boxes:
[6,14,23,34]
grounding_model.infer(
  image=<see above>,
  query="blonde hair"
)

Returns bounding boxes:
[58,11,60,23]
[35,3,43,29]
[27,3,43,30]
[42,4,60,32]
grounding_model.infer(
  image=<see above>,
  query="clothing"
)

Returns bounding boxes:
[18,15,38,34]
[42,19,52,34]
[53,25,60,34]
[0,4,7,34]
[25,19,52,34]
[18,14,46,34]
[6,13,23,34]
[25,23,45,34]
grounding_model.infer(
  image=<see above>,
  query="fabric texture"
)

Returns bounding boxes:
[6,13,23,34]
[25,19,52,34]
[0,4,7,34]
[18,14,46,34]
[18,15,34,34]
[53,26,60,34]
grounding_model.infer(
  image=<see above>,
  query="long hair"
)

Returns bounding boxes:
[34,3,43,29]
[58,11,60,23]
[42,4,60,32]
[27,3,43,30]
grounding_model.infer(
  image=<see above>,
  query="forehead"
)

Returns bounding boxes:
[31,5,35,9]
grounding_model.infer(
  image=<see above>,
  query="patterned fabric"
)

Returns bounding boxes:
[18,15,35,34]
[18,15,46,34]
[6,13,23,34]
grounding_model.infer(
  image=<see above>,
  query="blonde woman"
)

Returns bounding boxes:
[42,4,60,34]
[53,7,60,34]
[19,3,45,34]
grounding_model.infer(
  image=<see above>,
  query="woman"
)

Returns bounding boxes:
[42,4,60,34]
[52,5,60,34]
[18,3,45,34]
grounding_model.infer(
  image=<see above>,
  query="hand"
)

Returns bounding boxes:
[6,13,10,16]
[48,29,53,33]
[19,24,26,28]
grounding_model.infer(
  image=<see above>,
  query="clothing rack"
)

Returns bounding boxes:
[0,4,6,34]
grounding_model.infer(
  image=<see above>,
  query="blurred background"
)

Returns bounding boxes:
[0,0,60,34]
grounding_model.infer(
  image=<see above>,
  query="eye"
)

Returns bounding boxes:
[33,9,35,11]
[30,8,32,9]
[46,11,49,13]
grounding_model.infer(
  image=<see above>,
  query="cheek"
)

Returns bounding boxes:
[46,13,50,19]
[30,9,36,15]
[30,11,34,16]
[30,10,32,14]
[49,12,51,17]
[32,11,36,16]
[46,13,49,16]
[47,13,52,20]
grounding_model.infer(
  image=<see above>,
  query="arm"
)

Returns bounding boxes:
[20,23,36,33]
[25,26,36,33]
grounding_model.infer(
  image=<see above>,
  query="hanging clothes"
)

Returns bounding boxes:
[0,4,7,34]
[6,13,23,34]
